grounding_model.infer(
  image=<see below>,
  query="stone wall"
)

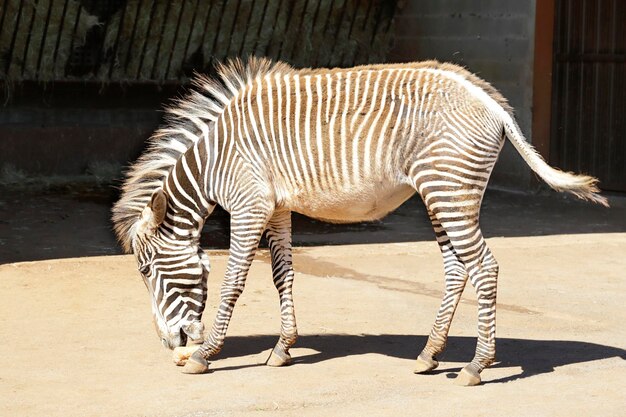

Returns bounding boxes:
[390,0,537,189]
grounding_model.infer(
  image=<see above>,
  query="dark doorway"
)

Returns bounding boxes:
[550,0,626,191]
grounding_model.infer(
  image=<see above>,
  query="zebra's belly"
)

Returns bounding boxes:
[287,182,416,223]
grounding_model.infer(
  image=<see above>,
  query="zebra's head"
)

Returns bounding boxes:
[132,190,209,349]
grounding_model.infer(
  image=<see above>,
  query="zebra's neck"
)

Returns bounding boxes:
[162,137,216,244]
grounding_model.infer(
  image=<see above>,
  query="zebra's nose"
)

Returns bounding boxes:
[161,337,171,349]
[160,329,187,350]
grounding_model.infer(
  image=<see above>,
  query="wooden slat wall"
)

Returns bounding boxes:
[551,0,626,191]
[0,0,397,84]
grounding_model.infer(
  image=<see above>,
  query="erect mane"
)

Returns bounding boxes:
[111,57,294,253]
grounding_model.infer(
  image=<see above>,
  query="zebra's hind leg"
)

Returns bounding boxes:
[415,211,469,374]
[265,210,298,367]
[425,208,498,386]
[455,245,499,386]
[183,205,273,374]
[412,171,499,385]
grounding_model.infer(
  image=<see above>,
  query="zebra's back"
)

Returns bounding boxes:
[215,63,504,221]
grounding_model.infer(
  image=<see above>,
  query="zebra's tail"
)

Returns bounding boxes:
[501,113,609,207]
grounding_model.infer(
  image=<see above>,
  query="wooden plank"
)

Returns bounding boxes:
[532,0,555,161]
[551,0,626,191]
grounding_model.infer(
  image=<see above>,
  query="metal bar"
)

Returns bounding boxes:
[136,0,159,80]
[305,0,324,63]
[250,0,271,55]
[164,0,186,80]
[362,0,373,31]
[0,0,12,79]
[293,0,321,66]
[556,53,626,62]
[180,0,200,77]
[367,0,394,63]
[20,0,39,78]
[108,0,129,80]
[260,0,284,59]
[150,0,173,80]
[283,0,309,63]
[275,0,297,61]
[351,0,377,66]
[606,0,618,183]
[237,0,257,57]
[65,2,83,77]
[0,2,8,51]
[36,0,55,80]
[591,0,603,175]
[93,0,113,81]
[382,0,396,33]
[196,1,215,70]
[208,0,228,63]
[51,0,70,78]
[223,0,243,60]
[124,0,144,78]
[311,0,335,66]
[559,0,573,168]
[575,0,589,171]
[328,0,349,67]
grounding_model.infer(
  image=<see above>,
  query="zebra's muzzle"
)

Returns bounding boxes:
[160,321,204,349]
[161,328,187,350]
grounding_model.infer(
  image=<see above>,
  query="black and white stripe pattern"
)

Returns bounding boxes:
[112,57,606,385]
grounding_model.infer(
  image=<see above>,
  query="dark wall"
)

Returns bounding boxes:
[0,0,396,182]
[1,0,540,191]
[0,83,166,178]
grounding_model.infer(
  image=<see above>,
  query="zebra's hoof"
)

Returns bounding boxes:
[181,351,209,374]
[414,353,439,373]
[455,366,481,386]
[266,347,292,367]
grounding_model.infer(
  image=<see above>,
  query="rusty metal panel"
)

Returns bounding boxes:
[551,0,626,191]
[0,0,397,84]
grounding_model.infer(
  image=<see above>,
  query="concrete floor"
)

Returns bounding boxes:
[0,235,625,416]
[0,182,625,415]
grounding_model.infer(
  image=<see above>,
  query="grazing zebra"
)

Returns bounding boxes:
[112,57,607,386]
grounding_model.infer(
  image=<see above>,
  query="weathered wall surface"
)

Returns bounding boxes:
[0,85,167,182]
[390,0,537,189]
[0,0,397,183]
[1,0,540,191]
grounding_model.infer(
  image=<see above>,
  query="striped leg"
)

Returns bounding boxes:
[183,206,272,374]
[458,244,498,385]
[265,210,298,367]
[415,210,469,374]
[412,168,498,385]
[429,208,498,386]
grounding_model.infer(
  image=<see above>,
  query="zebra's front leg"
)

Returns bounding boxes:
[415,212,469,374]
[265,210,297,367]
[182,207,272,374]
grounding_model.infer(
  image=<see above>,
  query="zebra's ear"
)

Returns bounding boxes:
[147,189,167,227]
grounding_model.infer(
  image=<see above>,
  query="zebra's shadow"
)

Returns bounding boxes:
[211,334,626,384]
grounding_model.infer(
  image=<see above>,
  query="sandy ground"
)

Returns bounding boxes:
[1,234,625,417]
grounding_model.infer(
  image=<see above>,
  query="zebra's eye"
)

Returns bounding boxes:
[139,264,150,275]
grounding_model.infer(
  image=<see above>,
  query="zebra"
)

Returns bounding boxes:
[112,57,607,386]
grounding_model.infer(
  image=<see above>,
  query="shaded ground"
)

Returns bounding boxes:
[1,181,625,263]
[0,236,625,416]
